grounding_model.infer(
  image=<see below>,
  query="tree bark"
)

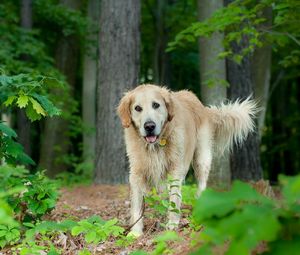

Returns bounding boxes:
[18,0,32,156]
[82,0,99,165]
[224,0,263,181]
[150,0,171,85]
[198,0,231,188]
[252,7,272,138]
[39,0,81,177]
[226,39,263,181]
[95,0,140,184]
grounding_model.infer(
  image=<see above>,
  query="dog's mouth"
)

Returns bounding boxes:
[144,135,158,144]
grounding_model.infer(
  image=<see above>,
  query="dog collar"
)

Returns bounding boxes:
[159,138,167,147]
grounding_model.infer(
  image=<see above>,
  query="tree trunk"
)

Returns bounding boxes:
[224,0,262,181]
[95,0,140,184]
[18,0,32,156]
[198,0,231,188]
[226,39,263,181]
[252,7,272,138]
[82,0,99,165]
[150,0,171,85]
[39,0,81,177]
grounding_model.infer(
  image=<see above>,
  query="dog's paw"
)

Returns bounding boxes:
[127,230,143,238]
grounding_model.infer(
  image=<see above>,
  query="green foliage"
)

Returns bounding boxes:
[0,223,20,248]
[182,184,197,206]
[144,179,182,227]
[145,187,170,220]
[33,0,88,37]
[130,231,181,255]
[151,231,181,255]
[71,216,124,244]
[192,175,300,254]
[55,162,93,187]
[168,0,300,66]
[0,165,58,222]
[167,0,267,59]
[0,73,61,121]
[0,122,35,165]
[0,72,62,166]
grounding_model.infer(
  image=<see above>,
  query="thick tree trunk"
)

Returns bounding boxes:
[252,7,272,138]
[152,0,171,85]
[82,0,99,165]
[224,0,263,181]
[226,38,263,181]
[95,0,140,184]
[18,0,32,156]
[39,0,80,177]
[198,0,230,188]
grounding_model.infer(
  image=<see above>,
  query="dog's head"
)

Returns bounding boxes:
[117,84,174,144]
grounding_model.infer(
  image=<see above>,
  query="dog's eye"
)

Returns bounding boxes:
[135,105,142,112]
[152,102,160,109]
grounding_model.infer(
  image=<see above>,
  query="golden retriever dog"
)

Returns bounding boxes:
[117,84,257,236]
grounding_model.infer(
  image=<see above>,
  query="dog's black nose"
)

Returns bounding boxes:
[144,121,156,133]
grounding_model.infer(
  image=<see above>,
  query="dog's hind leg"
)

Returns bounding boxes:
[193,123,213,197]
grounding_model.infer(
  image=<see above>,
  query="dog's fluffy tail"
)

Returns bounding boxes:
[209,98,258,154]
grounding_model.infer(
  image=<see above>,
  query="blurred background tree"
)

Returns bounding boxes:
[1,0,299,184]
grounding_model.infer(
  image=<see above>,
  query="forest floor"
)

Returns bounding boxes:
[47,184,193,255]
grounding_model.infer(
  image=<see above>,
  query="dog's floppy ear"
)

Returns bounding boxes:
[117,92,132,128]
[161,88,174,121]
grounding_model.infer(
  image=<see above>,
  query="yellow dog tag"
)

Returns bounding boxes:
[159,138,167,147]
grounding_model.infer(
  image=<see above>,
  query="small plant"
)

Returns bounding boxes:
[0,165,59,223]
[71,216,124,244]
[145,187,170,220]
[0,222,20,248]
[130,231,181,255]
[144,178,184,227]
[151,231,182,255]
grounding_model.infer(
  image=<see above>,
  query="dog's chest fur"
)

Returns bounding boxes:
[129,144,170,188]
[142,146,169,187]
[125,127,183,190]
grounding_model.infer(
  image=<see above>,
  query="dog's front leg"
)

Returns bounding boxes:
[166,176,183,230]
[129,174,144,236]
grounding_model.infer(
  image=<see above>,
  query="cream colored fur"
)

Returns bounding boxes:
[117,84,257,236]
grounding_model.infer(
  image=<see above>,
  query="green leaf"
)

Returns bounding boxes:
[71,226,84,236]
[4,96,17,107]
[269,237,300,255]
[85,231,96,243]
[154,231,181,243]
[17,94,29,108]
[17,152,35,165]
[29,98,46,116]
[5,139,24,157]
[279,175,300,204]
[25,102,42,121]
[78,249,92,255]
[0,123,17,138]
[0,230,7,237]
[193,181,269,224]
[104,218,118,227]
[31,93,61,117]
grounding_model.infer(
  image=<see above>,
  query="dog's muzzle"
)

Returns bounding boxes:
[144,121,157,143]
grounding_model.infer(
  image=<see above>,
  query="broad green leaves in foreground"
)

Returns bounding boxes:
[192,176,300,255]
